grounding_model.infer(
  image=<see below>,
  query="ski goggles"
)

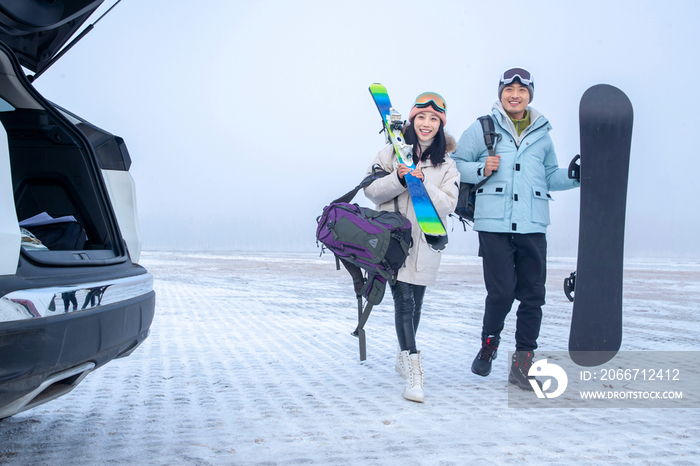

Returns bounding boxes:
[413,92,447,113]
[500,68,533,86]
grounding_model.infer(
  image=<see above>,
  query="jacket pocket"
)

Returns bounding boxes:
[415,232,440,274]
[531,186,552,226]
[474,181,507,220]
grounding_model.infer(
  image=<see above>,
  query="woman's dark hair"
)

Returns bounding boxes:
[402,116,447,166]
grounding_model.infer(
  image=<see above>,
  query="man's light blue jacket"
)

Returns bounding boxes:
[452,102,579,234]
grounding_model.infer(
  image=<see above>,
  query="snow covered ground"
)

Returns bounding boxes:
[1,251,699,465]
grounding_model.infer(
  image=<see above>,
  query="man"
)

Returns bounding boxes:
[452,68,579,390]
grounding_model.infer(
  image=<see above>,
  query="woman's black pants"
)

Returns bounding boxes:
[390,280,426,353]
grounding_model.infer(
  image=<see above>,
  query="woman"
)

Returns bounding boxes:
[363,92,459,402]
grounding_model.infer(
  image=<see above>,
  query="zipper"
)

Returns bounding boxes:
[496,114,549,149]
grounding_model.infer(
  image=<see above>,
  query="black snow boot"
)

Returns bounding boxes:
[471,334,500,377]
[508,351,542,391]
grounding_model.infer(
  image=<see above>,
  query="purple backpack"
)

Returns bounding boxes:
[316,167,412,360]
[316,202,412,303]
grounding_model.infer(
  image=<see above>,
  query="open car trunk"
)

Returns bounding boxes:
[0,5,155,419]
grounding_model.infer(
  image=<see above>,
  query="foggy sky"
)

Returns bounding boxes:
[29,0,700,259]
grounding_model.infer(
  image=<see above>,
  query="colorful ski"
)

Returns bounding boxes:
[368,83,448,252]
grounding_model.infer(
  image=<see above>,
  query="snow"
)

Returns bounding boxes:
[1,251,699,465]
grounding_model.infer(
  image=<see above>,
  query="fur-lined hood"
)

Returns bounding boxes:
[445,133,457,154]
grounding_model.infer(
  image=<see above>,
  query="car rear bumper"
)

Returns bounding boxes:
[0,288,155,419]
[0,273,153,322]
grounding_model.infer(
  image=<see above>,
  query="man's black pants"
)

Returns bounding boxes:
[478,232,547,351]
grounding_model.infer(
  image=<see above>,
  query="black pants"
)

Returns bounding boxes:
[478,232,547,351]
[390,280,426,353]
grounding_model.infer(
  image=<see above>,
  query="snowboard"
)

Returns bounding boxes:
[568,84,633,367]
[368,83,448,252]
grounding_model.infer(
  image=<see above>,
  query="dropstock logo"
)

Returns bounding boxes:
[528,359,568,399]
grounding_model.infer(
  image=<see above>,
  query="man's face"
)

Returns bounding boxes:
[500,82,530,119]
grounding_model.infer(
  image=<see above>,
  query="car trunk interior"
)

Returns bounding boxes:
[0,45,125,267]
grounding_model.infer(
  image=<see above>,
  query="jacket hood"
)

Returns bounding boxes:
[0,0,104,74]
[445,133,457,154]
[492,101,548,144]
[492,100,545,125]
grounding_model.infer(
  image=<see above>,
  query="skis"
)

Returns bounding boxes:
[368,83,448,252]
[568,84,633,367]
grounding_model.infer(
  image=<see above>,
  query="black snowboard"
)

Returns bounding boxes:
[568,84,633,367]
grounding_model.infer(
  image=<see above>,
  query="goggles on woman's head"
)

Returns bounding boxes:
[413,92,447,114]
[500,68,533,86]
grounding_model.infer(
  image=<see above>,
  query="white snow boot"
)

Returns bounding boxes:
[396,348,410,379]
[403,351,424,403]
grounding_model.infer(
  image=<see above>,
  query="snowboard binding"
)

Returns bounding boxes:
[564,271,576,302]
[568,154,581,182]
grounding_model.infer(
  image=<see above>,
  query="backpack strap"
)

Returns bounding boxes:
[478,115,499,156]
[473,115,502,190]
[338,257,365,295]
[332,164,390,204]
[351,297,373,361]
[339,256,390,361]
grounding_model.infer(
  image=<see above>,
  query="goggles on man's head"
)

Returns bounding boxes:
[413,92,447,113]
[500,68,533,86]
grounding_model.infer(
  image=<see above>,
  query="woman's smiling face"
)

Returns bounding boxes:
[413,111,441,142]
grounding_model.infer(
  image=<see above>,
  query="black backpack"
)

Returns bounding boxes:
[453,115,501,226]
